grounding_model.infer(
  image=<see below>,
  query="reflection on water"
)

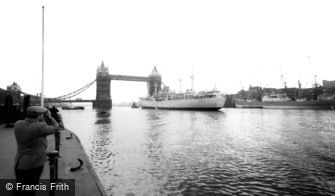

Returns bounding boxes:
[95,110,111,124]
[61,108,335,196]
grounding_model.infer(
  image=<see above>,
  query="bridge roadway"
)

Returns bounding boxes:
[29,99,95,105]
[44,99,95,103]
[109,74,148,82]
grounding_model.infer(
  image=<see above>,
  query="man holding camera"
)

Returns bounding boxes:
[14,106,61,196]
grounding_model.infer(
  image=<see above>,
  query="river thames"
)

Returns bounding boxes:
[60,107,335,196]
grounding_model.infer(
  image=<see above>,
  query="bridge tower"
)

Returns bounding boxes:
[147,66,162,96]
[93,61,112,109]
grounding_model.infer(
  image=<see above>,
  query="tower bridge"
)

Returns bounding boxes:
[93,62,161,109]
[6,62,161,109]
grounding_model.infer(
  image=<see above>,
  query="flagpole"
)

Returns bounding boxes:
[41,6,45,107]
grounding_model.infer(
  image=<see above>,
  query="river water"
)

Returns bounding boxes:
[60,107,335,196]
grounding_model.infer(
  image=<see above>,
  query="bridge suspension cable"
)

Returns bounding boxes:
[52,79,96,100]
[18,79,96,100]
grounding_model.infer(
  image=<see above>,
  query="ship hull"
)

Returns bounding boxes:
[235,101,263,108]
[139,97,226,111]
[235,100,335,109]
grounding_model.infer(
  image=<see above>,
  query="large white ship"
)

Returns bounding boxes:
[137,67,226,111]
[138,90,226,110]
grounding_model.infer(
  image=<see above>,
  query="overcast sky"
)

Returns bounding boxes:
[1,0,335,103]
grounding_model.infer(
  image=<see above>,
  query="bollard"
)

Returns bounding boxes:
[47,150,59,196]
[47,151,59,181]
[54,132,60,184]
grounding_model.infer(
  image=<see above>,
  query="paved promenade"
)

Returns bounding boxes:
[0,124,107,196]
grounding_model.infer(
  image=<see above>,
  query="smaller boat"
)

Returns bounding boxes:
[62,106,85,110]
[131,102,139,108]
[234,79,335,109]
[235,99,263,108]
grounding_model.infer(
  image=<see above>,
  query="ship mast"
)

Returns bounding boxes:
[178,78,182,93]
[190,68,194,91]
[298,80,301,99]
[314,75,318,88]
[281,74,287,89]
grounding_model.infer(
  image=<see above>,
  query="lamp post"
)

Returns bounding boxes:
[41,6,45,106]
